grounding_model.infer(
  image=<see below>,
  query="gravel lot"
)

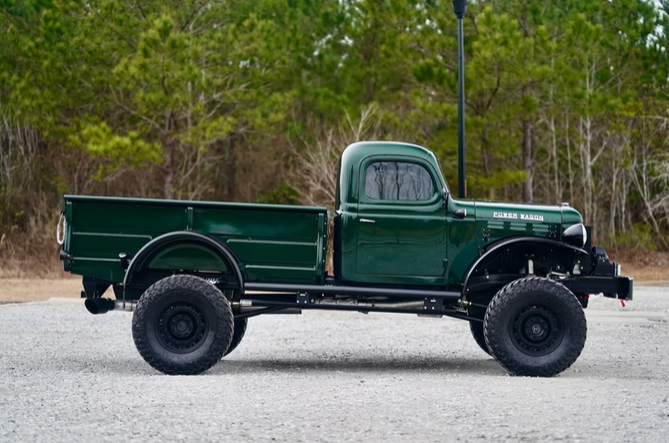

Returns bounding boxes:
[1,286,668,442]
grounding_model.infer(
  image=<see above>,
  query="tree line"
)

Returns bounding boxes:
[1,0,669,255]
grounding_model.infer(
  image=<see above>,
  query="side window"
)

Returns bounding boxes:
[365,161,435,201]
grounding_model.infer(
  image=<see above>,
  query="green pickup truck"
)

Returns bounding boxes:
[58,141,632,377]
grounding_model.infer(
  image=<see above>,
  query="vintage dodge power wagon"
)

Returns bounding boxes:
[58,141,632,377]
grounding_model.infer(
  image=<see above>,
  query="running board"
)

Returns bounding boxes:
[239,298,471,321]
[243,282,461,300]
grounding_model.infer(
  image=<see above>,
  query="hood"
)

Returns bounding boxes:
[474,201,582,225]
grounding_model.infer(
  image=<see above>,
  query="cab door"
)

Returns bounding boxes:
[355,157,447,285]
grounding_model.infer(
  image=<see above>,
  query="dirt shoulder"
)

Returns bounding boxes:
[608,251,669,283]
[0,279,82,303]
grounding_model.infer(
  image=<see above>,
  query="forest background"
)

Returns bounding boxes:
[2,0,669,278]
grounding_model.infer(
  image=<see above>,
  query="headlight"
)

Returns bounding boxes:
[563,223,587,248]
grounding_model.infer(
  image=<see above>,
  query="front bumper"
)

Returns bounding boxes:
[561,244,633,300]
[561,275,633,300]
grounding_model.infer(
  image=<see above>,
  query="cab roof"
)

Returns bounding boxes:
[340,141,438,170]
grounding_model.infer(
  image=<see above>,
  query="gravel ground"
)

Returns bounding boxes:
[1,287,668,443]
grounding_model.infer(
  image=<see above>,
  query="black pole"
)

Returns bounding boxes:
[453,0,467,198]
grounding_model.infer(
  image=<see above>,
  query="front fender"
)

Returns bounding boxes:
[462,236,590,295]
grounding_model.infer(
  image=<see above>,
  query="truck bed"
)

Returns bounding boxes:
[62,195,328,284]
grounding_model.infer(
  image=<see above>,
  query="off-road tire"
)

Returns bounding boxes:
[469,321,491,355]
[483,276,587,377]
[132,275,234,375]
[223,317,248,357]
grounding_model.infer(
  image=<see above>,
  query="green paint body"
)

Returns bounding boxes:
[62,142,582,288]
[63,197,328,284]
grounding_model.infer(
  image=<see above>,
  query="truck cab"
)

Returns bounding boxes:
[334,142,598,293]
[335,142,451,286]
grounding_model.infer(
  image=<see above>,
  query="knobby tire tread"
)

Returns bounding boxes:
[483,276,587,377]
[132,275,234,375]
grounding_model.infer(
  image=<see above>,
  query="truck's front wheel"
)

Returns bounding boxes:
[483,277,587,377]
[132,275,234,375]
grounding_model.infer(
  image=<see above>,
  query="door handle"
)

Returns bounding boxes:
[360,218,376,224]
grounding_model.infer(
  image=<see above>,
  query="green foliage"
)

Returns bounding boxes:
[614,224,657,253]
[72,123,162,179]
[1,0,669,250]
[255,184,300,205]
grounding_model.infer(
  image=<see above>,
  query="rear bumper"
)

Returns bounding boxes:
[561,275,633,300]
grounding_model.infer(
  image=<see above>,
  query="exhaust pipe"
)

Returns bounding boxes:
[85,298,135,315]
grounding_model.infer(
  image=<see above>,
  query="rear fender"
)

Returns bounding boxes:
[122,231,245,290]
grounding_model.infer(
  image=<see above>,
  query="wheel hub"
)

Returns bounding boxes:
[525,316,549,341]
[157,302,207,352]
[169,314,194,339]
[511,305,563,355]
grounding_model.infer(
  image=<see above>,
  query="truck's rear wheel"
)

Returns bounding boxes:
[132,275,234,375]
[223,317,248,357]
[483,277,586,377]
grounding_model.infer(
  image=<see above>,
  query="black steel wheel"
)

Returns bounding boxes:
[156,302,208,353]
[510,305,563,356]
[483,276,587,377]
[223,317,248,357]
[132,275,234,375]
[469,321,491,356]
